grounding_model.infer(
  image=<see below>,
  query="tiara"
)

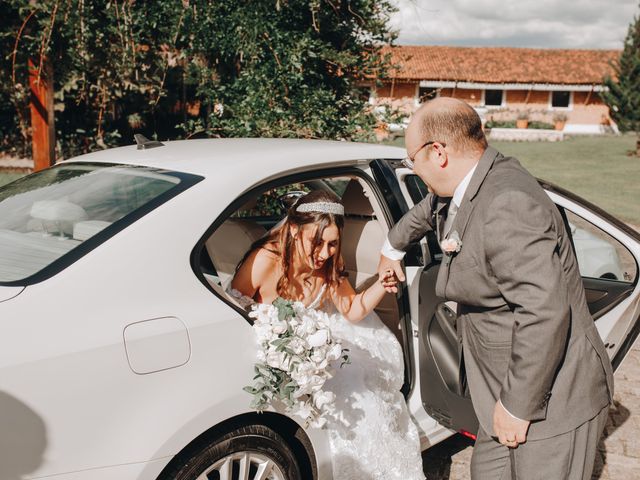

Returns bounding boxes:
[296,201,344,216]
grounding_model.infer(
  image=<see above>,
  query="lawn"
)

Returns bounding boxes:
[0,172,25,188]
[385,134,640,226]
[1,134,639,224]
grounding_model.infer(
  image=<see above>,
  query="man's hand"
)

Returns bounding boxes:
[377,254,405,293]
[379,269,398,291]
[493,400,530,448]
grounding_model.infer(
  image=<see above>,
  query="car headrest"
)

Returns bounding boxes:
[205,219,266,284]
[30,200,88,223]
[341,179,374,217]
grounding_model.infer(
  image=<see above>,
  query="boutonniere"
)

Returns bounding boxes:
[440,231,462,255]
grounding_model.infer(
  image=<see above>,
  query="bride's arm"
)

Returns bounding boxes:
[230,249,275,300]
[331,273,394,323]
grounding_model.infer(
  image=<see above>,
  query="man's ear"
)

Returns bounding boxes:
[435,143,448,168]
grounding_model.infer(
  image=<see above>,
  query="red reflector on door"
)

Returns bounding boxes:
[459,430,477,441]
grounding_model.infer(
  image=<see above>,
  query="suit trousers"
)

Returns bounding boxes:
[470,405,609,480]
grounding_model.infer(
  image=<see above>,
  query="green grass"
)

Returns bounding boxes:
[385,134,640,226]
[0,172,25,187]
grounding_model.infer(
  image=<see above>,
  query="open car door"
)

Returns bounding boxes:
[394,167,640,437]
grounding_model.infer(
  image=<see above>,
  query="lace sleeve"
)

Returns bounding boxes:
[225,286,257,311]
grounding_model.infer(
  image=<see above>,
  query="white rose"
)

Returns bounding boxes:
[311,347,327,363]
[309,374,325,392]
[256,350,267,363]
[271,318,288,335]
[266,351,287,370]
[326,343,343,361]
[314,359,328,370]
[254,324,274,343]
[292,401,313,420]
[314,390,336,409]
[296,315,317,336]
[289,337,307,355]
[309,416,327,429]
[307,329,329,348]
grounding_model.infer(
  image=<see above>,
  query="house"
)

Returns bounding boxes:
[370,46,620,136]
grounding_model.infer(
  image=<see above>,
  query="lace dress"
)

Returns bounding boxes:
[228,285,425,480]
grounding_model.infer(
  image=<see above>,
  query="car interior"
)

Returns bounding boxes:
[199,174,405,347]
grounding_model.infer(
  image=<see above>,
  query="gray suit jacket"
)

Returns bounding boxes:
[389,147,613,440]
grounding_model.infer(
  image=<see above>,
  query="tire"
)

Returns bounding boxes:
[161,424,303,480]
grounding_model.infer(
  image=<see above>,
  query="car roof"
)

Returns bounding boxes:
[62,138,406,177]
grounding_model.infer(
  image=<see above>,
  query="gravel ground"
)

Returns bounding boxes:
[421,340,640,480]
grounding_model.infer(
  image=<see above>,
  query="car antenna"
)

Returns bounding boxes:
[134,134,165,150]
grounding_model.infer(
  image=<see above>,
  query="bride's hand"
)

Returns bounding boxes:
[379,269,399,291]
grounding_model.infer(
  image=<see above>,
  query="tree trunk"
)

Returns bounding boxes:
[636,135,640,157]
[29,57,56,171]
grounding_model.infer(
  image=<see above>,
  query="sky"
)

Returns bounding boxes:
[391,0,638,50]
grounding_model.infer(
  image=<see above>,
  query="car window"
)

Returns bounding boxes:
[564,210,637,283]
[0,163,197,284]
[201,175,365,289]
[402,174,442,259]
[405,174,429,205]
[232,178,350,222]
[233,183,311,219]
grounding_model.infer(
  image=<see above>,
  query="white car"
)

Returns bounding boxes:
[1,138,639,480]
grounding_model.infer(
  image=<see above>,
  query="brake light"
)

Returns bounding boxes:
[459,429,477,441]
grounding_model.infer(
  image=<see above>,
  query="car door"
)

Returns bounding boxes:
[389,165,640,437]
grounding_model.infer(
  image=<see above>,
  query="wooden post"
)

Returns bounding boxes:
[28,57,55,171]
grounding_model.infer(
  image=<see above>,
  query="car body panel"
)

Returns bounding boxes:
[0,285,24,302]
[1,139,638,479]
[1,140,403,479]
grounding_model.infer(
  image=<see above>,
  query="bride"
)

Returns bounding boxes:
[230,190,425,480]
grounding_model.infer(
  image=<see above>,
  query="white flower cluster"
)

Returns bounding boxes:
[244,298,348,429]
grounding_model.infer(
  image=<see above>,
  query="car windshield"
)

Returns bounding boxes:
[0,163,195,284]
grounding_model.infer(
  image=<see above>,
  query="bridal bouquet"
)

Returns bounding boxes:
[243,298,349,428]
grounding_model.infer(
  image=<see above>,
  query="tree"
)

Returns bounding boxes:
[1,1,397,160]
[602,3,640,156]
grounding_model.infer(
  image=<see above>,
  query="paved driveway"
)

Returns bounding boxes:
[422,340,640,479]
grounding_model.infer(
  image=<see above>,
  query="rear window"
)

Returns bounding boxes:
[0,163,201,284]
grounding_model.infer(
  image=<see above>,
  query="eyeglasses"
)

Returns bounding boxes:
[401,140,446,170]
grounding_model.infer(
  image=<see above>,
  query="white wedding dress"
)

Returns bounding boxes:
[307,286,425,480]
[229,283,425,480]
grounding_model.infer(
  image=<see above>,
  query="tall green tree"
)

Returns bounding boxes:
[602,3,640,156]
[1,0,397,159]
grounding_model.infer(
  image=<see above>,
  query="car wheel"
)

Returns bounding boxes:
[163,424,303,480]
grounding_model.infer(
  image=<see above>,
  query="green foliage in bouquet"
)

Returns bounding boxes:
[243,298,301,410]
[244,297,349,426]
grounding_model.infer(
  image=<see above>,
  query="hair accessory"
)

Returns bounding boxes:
[296,201,344,216]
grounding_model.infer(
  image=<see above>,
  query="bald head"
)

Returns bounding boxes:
[408,97,487,155]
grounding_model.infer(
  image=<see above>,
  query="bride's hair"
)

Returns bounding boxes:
[239,190,346,300]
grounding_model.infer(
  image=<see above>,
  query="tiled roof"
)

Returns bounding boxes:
[382,46,620,85]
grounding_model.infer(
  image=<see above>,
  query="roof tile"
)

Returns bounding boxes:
[383,46,620,85]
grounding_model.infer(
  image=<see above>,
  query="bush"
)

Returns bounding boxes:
[528,121,555,130]
[485,120,517,129]
[1,1,398,159]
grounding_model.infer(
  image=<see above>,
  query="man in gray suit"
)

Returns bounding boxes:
[379,97,613,479]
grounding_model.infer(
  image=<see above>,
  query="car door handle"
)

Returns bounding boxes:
[434,303,458,347]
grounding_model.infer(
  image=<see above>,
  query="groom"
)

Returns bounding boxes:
[379,97,613,479]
